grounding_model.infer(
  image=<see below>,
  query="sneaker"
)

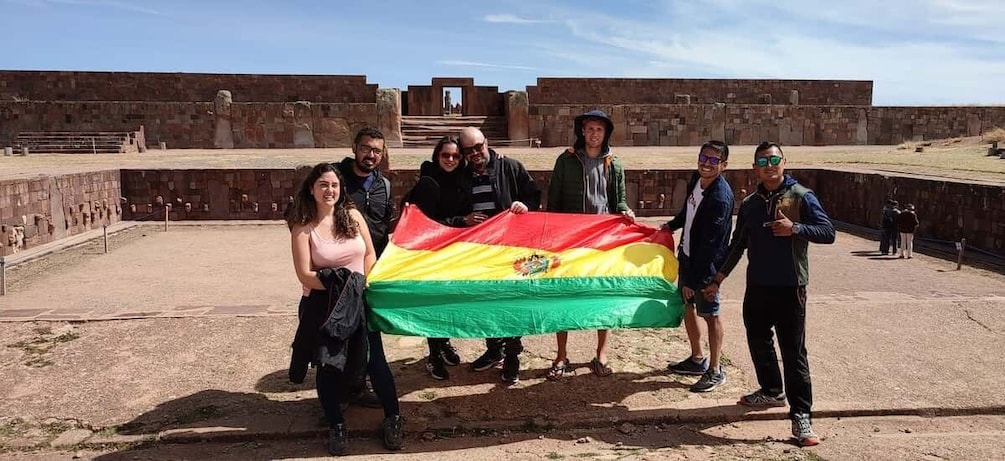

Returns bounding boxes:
[690,367,726,393]
[791,412,820,446]
[440,341,461,366]
[426,355,449,380]
[328,423,349,456]
[381,415,404,451]
[470,350,504,372]
[501,355,520,384]
[739,390,787,407]
[667,356,709,376]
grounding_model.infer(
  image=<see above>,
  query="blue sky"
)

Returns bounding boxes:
[3,0,1004,105]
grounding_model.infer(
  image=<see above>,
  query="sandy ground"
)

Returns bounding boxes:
[1,222,1003,459]
[2,138,1003,184]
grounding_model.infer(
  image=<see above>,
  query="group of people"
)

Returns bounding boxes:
[286,112,839,455]
[880,199,920,258]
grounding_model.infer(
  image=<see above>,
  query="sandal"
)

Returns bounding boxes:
[590,357,613,377]
[546,358,570,381]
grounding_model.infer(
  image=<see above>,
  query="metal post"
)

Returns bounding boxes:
[1,257,6,296]
[92,137,97,155]
[164,207,169,231]
[956,238,966,270]
[103,224,108,253]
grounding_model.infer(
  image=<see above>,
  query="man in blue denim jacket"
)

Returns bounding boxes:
[663,140,734,393]
[705,142,835,447]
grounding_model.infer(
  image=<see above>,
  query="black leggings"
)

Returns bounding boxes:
[316,331,400,426]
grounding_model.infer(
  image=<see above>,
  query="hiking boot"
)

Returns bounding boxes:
[739,390,787,407]
[328,423,349,456]
[667,356,709,376]
[426,354,449,380]
[470,349,504,372]
[791,412,820,446]
[501,355,520,384]
[441,341,461,366]
[690,367,726,393]
[381,415,404,451]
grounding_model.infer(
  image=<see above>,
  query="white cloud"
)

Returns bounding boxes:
[438,60,537,71]
[483,13,552,24]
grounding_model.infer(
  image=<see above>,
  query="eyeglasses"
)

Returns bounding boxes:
[439,153,462,160]
[698,152,725,166]
[355,146,383,156]
[754,155,783,167]
[460,142,485,155]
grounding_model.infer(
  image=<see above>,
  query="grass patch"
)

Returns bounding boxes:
[419,390,437,401]
[7,328,80,368]
[545,453,565,460]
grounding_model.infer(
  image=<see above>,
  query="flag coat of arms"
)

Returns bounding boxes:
[366,205,685,338]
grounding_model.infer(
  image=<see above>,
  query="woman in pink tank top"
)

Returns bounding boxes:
[286,162,403,454]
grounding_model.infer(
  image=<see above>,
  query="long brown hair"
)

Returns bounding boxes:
[286,163,359,238]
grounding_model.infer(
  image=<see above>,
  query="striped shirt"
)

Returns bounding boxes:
[470,173,500,216]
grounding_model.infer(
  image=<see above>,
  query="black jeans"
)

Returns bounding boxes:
[317,331,400,427]
[742,285,813,415]
[485,337,523,357]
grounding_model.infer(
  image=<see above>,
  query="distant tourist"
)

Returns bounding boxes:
[879,199,900,255]
[544,109,634,381]
[286,163,403,455]
[704,142,835,447]
[663,140,734,393]
[897,203,919,259]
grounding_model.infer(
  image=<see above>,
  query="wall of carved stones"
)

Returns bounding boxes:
[0,170,121,256]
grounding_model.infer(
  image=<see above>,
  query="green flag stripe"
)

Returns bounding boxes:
[366,276,685,338]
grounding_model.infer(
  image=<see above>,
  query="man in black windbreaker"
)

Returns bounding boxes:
[335,127,396,409]
[459,126,541,385]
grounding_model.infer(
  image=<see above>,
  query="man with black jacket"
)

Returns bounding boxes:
[459,126,541,385]
[663,140,734,393]
[335,127,396,408]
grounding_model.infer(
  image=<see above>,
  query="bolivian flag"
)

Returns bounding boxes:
[366,205,684,338]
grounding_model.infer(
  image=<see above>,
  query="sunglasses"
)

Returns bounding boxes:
[698,152,725,166]
[460,142,485,155]
[755,155,784,167]
[439,153,462,160]
[355,146,383,156]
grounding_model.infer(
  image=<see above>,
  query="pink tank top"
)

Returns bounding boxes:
[303,227,366,295]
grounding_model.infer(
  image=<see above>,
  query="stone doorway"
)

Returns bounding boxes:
[442,87,463,116]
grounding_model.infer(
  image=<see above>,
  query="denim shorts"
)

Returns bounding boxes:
[677,251,721,317]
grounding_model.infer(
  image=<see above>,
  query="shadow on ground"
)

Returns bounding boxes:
[94,358,772,458]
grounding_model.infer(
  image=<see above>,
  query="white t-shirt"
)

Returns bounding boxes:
[681,181,705,257]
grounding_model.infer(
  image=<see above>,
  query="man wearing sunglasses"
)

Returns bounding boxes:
[459,126,541,385]
[705,142,835,447]
[662,140,734,393]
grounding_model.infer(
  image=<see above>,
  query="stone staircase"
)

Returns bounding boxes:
[13,128,146,154]
[401,116,508,147]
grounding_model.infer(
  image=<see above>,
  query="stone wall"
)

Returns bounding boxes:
[528,78,873,106]
[0,171,121,256]
[118,168,1002,255]
[0,71,376,103]
[530,104,1005,147]
[0,101,377,148]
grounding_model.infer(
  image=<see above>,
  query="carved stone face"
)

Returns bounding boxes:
[214,90,233,117]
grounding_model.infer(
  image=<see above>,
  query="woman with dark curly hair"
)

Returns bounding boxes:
[287,162,403,455]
